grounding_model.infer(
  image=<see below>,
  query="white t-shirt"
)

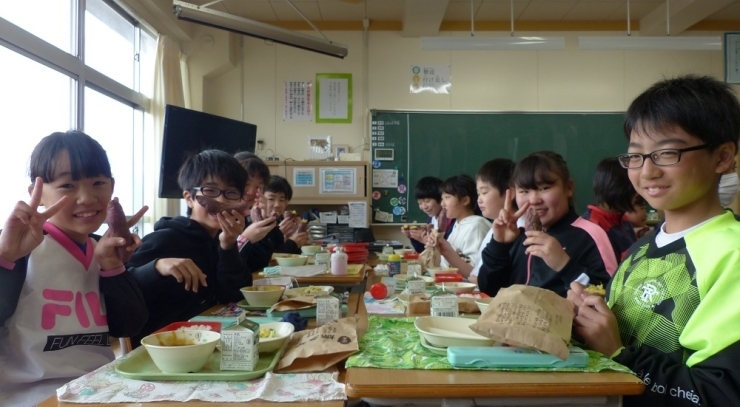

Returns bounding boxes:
[442,215,491,269]
[470,217,526,277]
[655,215,721,248]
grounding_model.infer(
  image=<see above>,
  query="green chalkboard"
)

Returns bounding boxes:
[370,110,627,224]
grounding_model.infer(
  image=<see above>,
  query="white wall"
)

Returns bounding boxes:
[184,28,730,244]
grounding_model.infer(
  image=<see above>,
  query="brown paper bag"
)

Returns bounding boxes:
[275,317,359,372]
[269,296,316,312]
[469,285,574,360]
[405,294,431,316]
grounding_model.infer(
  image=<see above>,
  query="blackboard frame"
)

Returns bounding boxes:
[369,110,628,225]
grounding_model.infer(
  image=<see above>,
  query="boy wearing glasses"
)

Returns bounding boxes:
[569,75,740,406]
[127,150,252,344]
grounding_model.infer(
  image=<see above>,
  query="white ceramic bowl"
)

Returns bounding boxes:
[275,255,308,267]
[397,292,431,307]
[415,316,496,348]
[434,282,477,294]
[284,285,334,298]
[426,267,459,278]
[240,285,285,307]
[301,245,323,255]
[258,322,295,353]
[393,274,434,286]
[475,297,493,314]
[141,330,220,373]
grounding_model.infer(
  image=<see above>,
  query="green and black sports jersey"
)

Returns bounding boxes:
[606,211,740,406]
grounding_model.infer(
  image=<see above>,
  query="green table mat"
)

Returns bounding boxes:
[345,316,635,374]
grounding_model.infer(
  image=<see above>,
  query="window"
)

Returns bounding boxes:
[0,0,154,233]
[0,46,73,217]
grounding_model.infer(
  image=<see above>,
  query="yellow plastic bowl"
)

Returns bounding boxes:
[275,255,309,267]
[240,285,285,306]
[141,330,220,373]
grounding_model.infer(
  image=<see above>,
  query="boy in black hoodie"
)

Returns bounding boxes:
[126,150,252,344]
[247,176,309,270]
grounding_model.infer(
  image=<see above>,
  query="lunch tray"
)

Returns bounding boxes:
[115,336,290,381]
[267,304,348,318]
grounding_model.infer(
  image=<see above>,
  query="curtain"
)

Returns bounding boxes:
[144,34,187,233]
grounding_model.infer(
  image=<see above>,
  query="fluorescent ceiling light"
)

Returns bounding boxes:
[422,36,565,51]
[173,0,348,59]
[578,36,721,51]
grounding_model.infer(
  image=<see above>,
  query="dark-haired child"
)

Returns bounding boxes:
[0,131,148,406]
[401,176,455,252]
[437,159,515,284]
[126,149,251,344]
[624,195,650,239]
[426,174,491,270]
[570,75,740,406]
[247,175,309,270]
[477,151,614,298]
[581,157,638,260]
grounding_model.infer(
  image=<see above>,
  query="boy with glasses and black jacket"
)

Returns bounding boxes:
[126,149,252,345]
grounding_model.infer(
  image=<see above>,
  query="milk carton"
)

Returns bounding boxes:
[316,294,341,326]
[220,313,260,371]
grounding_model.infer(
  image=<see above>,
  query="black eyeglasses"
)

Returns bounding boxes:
[192,186,243,200]
[617,144,710,169]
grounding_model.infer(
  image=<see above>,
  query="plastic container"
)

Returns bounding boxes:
[387,254,402,277]
[446,346,589,368]
[405,270,426,295]
[330,247,348,276]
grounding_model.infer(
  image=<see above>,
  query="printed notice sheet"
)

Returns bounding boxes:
[293,168,316,187]
[348,201,368,228]
[283,81,312,121]
[320,168,356,194]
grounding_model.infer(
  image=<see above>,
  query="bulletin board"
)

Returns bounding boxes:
[369,110,627,224]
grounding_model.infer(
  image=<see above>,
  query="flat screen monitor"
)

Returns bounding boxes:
[159,105,257,198]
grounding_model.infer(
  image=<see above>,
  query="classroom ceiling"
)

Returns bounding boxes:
[126,0,740,41]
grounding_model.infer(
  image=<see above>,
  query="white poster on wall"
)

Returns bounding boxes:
[410,65,451,94]
[283,81,313,121]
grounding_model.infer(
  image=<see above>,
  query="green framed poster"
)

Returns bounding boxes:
[316,73,352,123]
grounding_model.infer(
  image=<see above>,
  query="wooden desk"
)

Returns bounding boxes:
[39,293,364,406]
[344,272,645,406]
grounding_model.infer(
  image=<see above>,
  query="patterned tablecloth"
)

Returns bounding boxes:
[346,316,635,373]
[56,349,346,403]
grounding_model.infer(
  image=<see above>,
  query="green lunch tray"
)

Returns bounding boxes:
[115,338,289,381]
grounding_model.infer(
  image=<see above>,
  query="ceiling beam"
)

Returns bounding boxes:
[402,0,449,38]
[639,0,737,36]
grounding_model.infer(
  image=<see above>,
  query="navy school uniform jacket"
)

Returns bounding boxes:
[477,208,615,298]
[581,205,637,261]
[126,216,251,344]
[241,220,300,272]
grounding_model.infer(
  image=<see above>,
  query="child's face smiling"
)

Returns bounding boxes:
[263,191,288,217]
[476,179,506,219]
[185,176,242,236]
[243,176,265,208]
[417,198,442,218]
[627,126,733,231]
[40,150,114,243]
[515,173,572,230]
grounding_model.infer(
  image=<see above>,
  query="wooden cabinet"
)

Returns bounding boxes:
[264,161,371,222]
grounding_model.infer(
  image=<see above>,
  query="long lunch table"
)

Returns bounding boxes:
[343,275,645,407]
[38,292,365,407]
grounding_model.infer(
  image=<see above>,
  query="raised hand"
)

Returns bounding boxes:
[279,217,298,238]
[523,231,570,272]
[0,177,70,263]
[574,295,622,357]
[218,209,246,249]
[97,204,149,270]
[492,189,529,244]
[155,258,208,292]
[241,217,276,244]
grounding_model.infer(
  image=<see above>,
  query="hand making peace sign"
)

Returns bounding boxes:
[0,177,71,263]
[492,189,529,244]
